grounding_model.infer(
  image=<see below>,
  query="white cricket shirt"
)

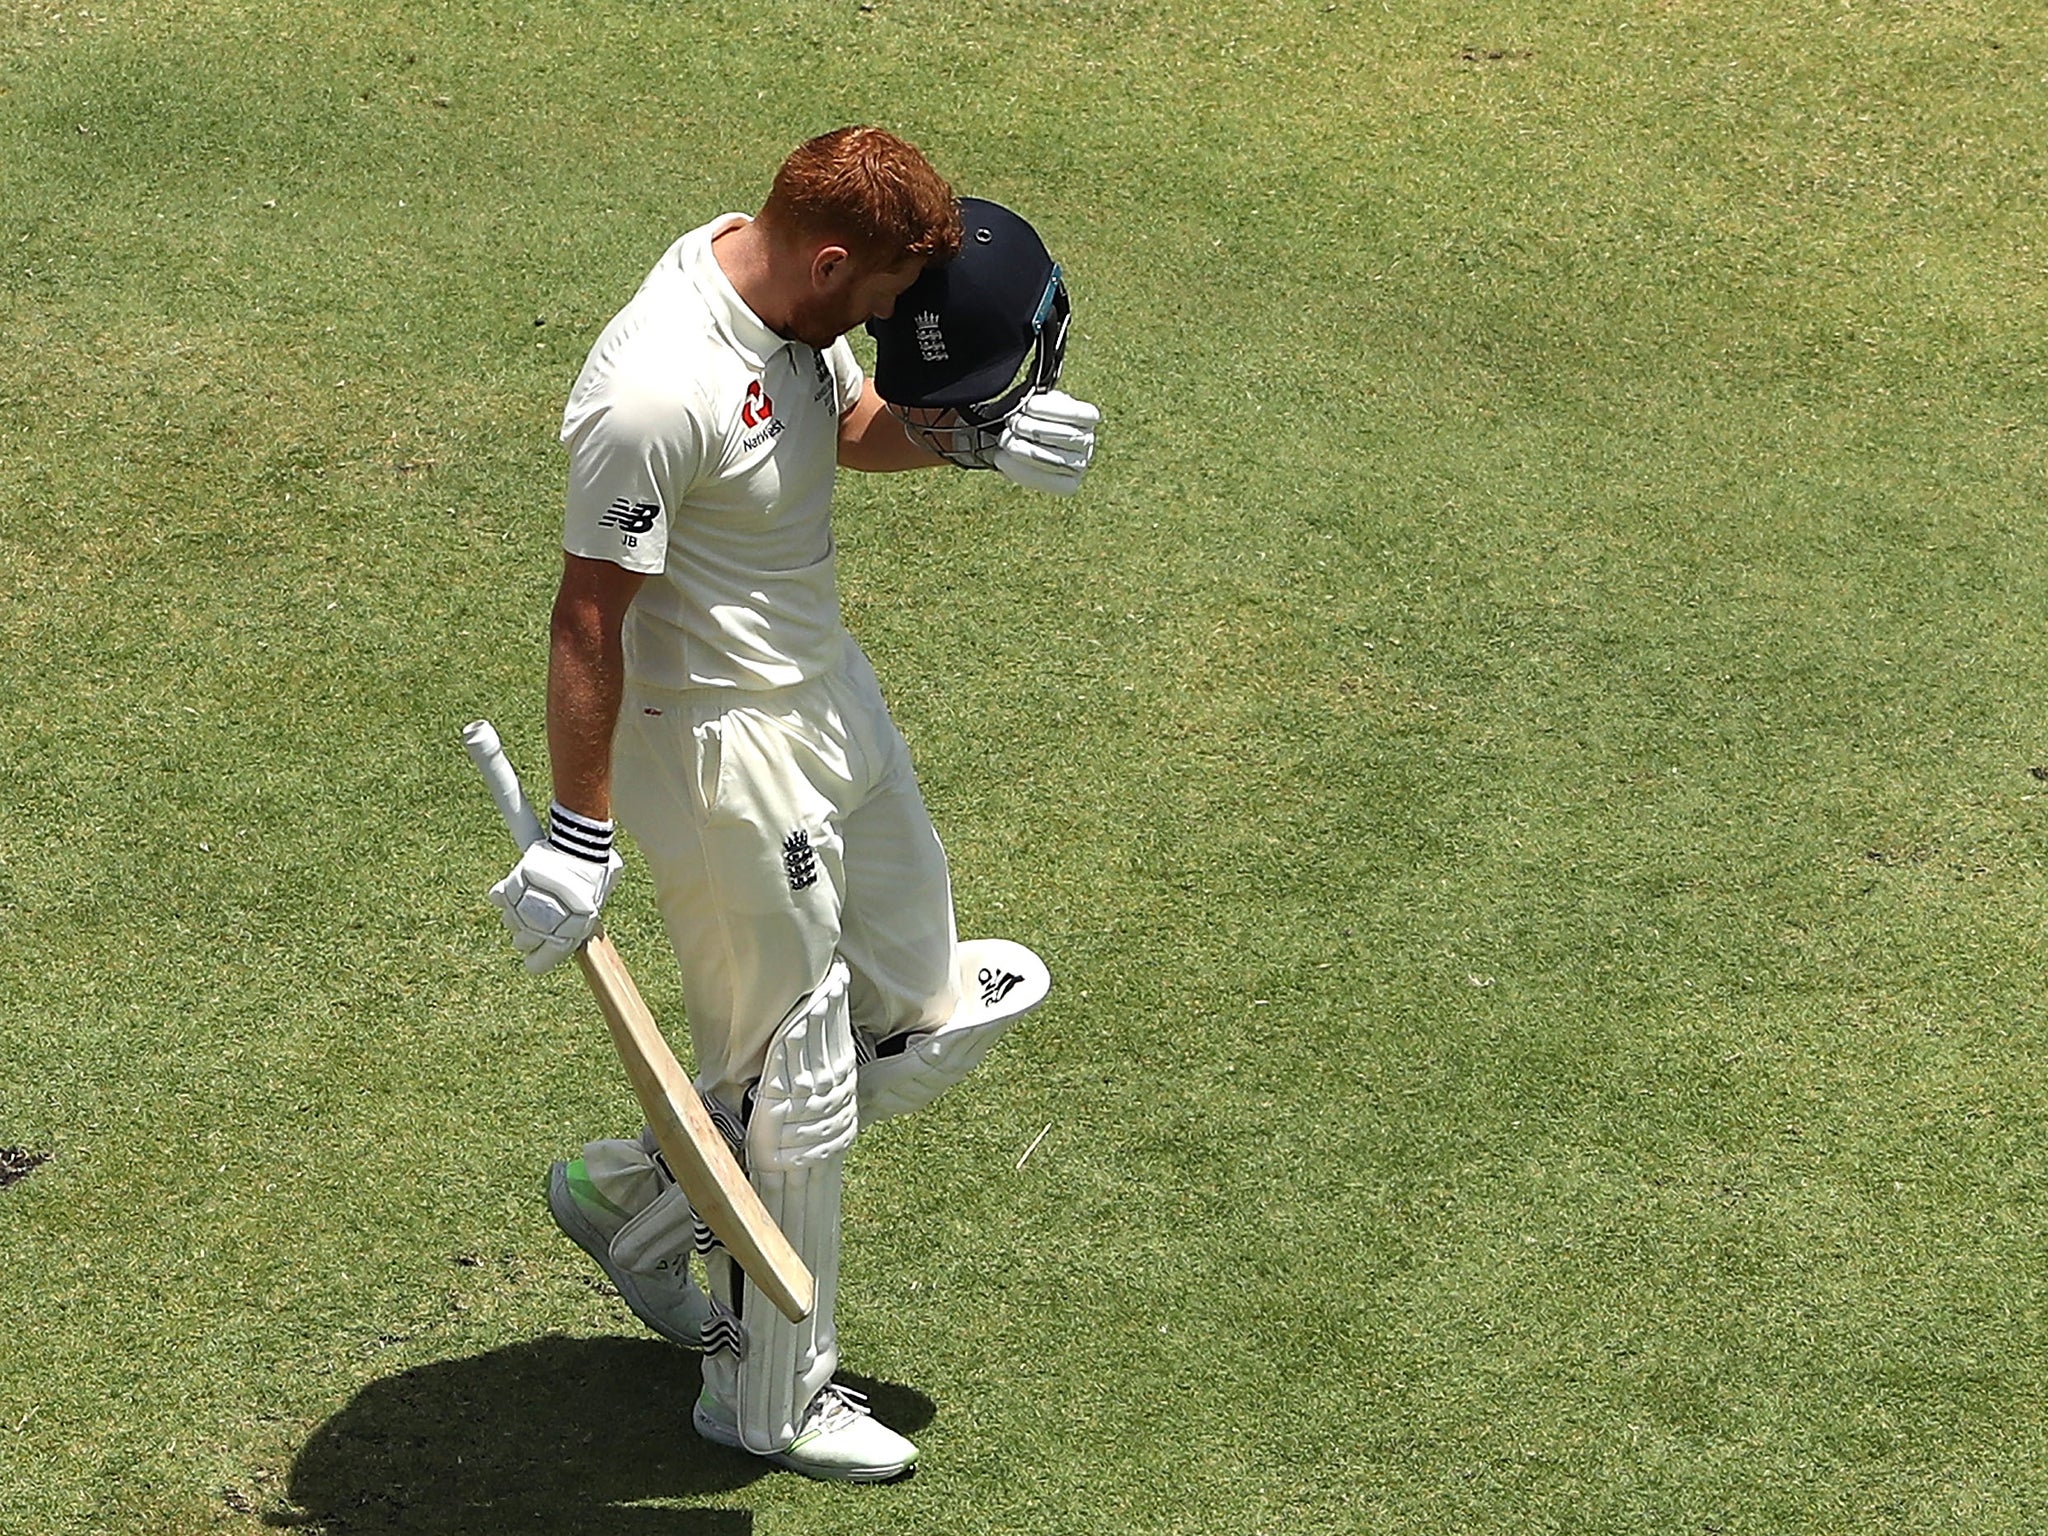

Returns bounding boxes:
[560,214,866,691]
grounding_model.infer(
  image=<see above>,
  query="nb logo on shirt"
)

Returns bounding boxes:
[598,499,661,545]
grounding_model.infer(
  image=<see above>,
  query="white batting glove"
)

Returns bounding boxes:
[991,390,1099,496]
[488,802,622,974]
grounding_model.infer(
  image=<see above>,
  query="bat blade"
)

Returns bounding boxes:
[462,719,816,1323]
[575,934,816,1323]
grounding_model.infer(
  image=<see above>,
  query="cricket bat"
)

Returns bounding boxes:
[462,719,816,1324]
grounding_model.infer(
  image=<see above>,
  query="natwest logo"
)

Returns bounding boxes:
[741,379,775,429]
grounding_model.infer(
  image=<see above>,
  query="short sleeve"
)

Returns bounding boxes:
[824,336,865,420]
[560,381,707,574]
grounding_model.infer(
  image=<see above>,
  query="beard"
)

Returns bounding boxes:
[779,289,863,350]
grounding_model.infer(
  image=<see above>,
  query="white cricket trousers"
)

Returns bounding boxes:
[611,636,960,1108]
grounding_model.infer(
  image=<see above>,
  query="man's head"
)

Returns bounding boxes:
[754,127,962,349]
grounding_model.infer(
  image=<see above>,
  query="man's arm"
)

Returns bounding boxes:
[488,551,645,974]
[836,378,945,472]
[547,552,648,820]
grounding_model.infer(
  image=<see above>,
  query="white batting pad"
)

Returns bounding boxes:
[725,959,857,1454]
[857,939,1051,1125]
[548,1137,710,1350]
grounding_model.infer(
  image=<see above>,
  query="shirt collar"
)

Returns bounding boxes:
[684,213,789,369]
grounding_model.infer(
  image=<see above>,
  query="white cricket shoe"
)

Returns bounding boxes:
[693,1384,919,1482]
[547,1155,713,1350]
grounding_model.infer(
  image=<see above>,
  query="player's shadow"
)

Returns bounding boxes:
[271,1335,934,1535]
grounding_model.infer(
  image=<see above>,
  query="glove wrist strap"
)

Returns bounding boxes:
[547,801,615,863]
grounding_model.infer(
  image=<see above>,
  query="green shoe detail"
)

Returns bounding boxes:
[563,1158,634,1222]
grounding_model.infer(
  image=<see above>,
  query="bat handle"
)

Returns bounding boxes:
[462,719,546,852]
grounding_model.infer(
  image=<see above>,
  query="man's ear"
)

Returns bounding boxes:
[810,244,853,289]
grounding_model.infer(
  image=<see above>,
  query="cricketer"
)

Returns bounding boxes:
[487,126,1099,1480]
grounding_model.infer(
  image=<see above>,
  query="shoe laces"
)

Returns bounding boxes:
[806,1385,873,1434]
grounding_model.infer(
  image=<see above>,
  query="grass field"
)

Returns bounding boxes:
[5,1,2048,1531]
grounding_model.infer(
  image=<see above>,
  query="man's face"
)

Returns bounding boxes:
[786,249,926,349]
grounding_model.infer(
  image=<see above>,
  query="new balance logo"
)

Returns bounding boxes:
[914,310,948,363]
[782,828,818,891]
[979,967,1024,1008]
[598,498,660,535]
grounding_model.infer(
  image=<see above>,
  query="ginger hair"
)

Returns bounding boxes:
[759,126,962,265]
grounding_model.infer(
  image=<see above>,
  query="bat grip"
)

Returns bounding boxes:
[462,719,546,852]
